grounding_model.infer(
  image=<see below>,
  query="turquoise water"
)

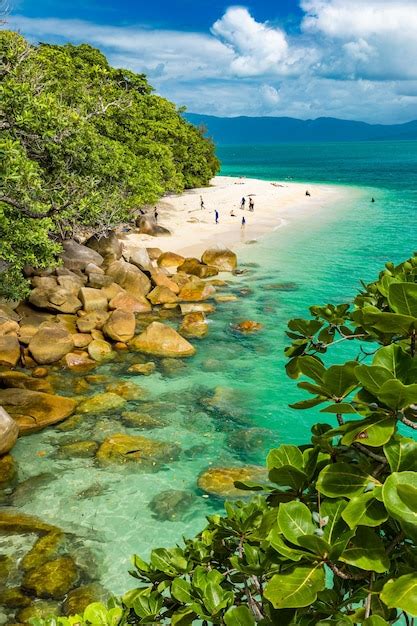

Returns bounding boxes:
[6,141,417,599]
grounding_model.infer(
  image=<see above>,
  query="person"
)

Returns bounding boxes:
[305,190,311,197]
[241,216,246,228]
[249,198,254,212]
[240,197,246,209]
[200,195,205,209]
[230,210,236,217]
[154,208,159,222]
[371,197,375,203]
[215,209,219,224]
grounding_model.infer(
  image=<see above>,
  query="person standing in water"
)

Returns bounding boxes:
[200,196,205,209]
[240,197,246,210]
[241,216,246,228]
[215,209,219,224]
[249,198,254,212]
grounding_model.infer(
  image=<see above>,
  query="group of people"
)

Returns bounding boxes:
[200,195,253,227]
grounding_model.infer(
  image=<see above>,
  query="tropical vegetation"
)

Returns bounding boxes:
[31,253,417,624]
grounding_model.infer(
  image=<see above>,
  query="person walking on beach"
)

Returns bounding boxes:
[249,198,254,212]
[240,197,246,210]
[215,209,219,224]
[200,196,205,209]
[154,208,159,222]
[241,216,246,228]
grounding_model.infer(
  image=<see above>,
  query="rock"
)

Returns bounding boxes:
[22,556,78,599]
[114,342,128,350]
[180,303,216,315]
[179,312,208,338]
[0,334,20,367]
[87,273,115,289]
[85,263,105,276]
[0,303,20,321]
[201,358,223,372]
[103,310,135,342]
[264,282,298,291]
[56,314,78,334]
[0,370,52,393]
[214,294,238,303]
[79,287,108,312]
[178,257,219,278]
[149,489,195,521]
[0,453,16,486]
[63,583,108,616]
[157,252,185,270]
[0,586,31,608]
[77,392,126,414]
[64,352,96,371]
[32,367,49,378]
[0,406,19,455]
[56,440,98,459]
[198,466,267,498]
[21,531,64,572]
[150,269,180,294]
[29,286,82,314]
[56,414,83,432]
[17,600,62,622]
[100,282,125,301]
[87,339,114,362]
[32,276,58,290]
[233,320,263,333]
[57,274,85,293]
[0,389,76,434]
[227,428,272,456]
[146,247,163,261]
[160,358,187,376]
[76,311,109,333]
[109,291,151,313]
[60,239,104,271]
[0,317,19,336]
[178,281,215,302]
[201,247,237,272]
[147,286,179,305]
[106,381,146,401]
[127,362,156,376]
[136,216,171,237]
[85,231,123,263]
[96,433,179,466]
[29,326,74,365]
[18,311,54,344]
[201,387,249,423]
[0,510,59,534]
[128,248,153,272]
[72,333,92,348]
[121,412,165,429]
[106,260,151,297]
[130,322,195,358]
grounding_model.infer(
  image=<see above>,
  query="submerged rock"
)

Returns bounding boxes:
[201,248,237,272]
[127,362,156,376]
[227,428,272,456]
[121,412,166,429]
[77,392,126,414]
[130,322,196,358]
[0,406,19,455]
[0,389,76,433]
[264,282,298,291]
[198,466,267,498]
[160,358,187,376]
[0,510,59,534]
[63,583,108,616]
[56,440,98,459]
[149,489,195,521]
[11,473,56,507]
[22,556,78,599]
[0,453,16,487]
[96,433,180,466]
[233,320,263,333]
[106,381,146,401]
[0,586,31,608]
[17,599,62,622]
[179,312,208,338]
[21,530,64,572]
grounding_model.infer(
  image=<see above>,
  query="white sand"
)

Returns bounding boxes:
[123,176,356,258]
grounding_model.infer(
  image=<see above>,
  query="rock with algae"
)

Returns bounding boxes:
[96,433,180,467]
[149,489,195,521]
[17,599,62,622]
[197,466,268,498]
[22,556,78,599]
[62,583,108,616]
[21,531,65,572]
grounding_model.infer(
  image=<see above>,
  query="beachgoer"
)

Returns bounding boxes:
[154,209,159,222]
[240,197,246,209]
[371,197,375,203]
[230,210,236,217]
[249,198,254,212]
[200,195,205,209]
[215,210,219,224]
[305,190,311,197]
[241,216,246,228]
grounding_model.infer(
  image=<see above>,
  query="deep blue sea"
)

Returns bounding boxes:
[9,141,417,596]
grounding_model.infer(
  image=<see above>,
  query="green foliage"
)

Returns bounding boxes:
[30,254,417,624]
[0,31,219,298]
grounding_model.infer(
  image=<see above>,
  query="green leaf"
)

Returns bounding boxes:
[267,527,308,561]
[341,414,395,447]
[382,471,417,524]
[150,548,188,575]
[290,397,326,409]
[363,617,389,626]
[268,466,308,491]
[384,436,417,471]
[267,445,304,470]
[171,578,192,603]
[316,463,375,498]
[298,356,326,383]
[320,499,348,543]
[361,309,416,334]
[264,564,325,609]
[341,491,388,528]
[355,365,393,394]
[381,573,417,616]
[320,402,357,414]
[372,344,406,376]
[376,379,417,410]
[171,607,196,626]
[323,362,359,398]
[388,282,417,317]
[224,606,256,626]
[277,501,315,546]
[297,534,330,557]
[339,527,390,573]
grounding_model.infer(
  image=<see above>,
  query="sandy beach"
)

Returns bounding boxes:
[124,176,356,258]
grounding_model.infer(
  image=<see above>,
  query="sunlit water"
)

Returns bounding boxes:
[7,140,417,595]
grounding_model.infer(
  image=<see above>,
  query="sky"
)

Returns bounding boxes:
[5,0,417,123]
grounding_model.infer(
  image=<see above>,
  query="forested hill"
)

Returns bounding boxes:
[185,113,417,145]
[0,32,219,298]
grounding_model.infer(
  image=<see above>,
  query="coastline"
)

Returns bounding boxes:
[123,175,360,258]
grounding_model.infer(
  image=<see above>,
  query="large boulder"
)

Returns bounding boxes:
[157,252,185,270]
[0,406,19,455]
[18,310,54,344]
[76,311,109,333]
[136,216,171,237]
[180,303,215,315]
[0,389,76,433]
[22,556,78,599]
[109,291,151,313]
[0,335,20,367]
[178,258,219,279]
[77,392,126,414]
[0,316,19,337]
[79,287,108,312]
[179,281,216,302]
[198,466,267,498]
[128,248,153,272]
[29,286,82,314]
[130,322,195,358]
[87,339,114,362]
[56,274,85,293]
[60,240,104,271]
[85,231,123,263]
[106,260,151,297]
[201,247,237,272]
[103,310,135,343]
[96,433,179,466]
[150,269,180,294]
[147,286,179,305]
[0,370,53,393]
[179,312,208,338]
[29,326,74,364]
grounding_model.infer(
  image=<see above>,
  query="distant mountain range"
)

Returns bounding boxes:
[185,113,417,144]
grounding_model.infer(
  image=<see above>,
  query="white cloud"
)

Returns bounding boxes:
[260,84,281,107]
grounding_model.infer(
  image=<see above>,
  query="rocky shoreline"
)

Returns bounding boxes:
[0,232,265,622]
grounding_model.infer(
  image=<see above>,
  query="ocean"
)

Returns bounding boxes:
[7,140,417,596]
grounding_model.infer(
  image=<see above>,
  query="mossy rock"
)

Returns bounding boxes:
[121,412,166,430]
[56,414,84,432]
[0,453,17,486]
[0,587,31,608]
[0,510,59,535]
[56,441,98,459]
[21,531,65,572]
[149,489,195,521]
[227,428,272,456]
[22,556,78,599]
[62,583,108,616]
[96,433,180,467]
[77,392,126,414]
[197,466,268,498]
[106,381,147,401]
[17,600,62,622]
[0,554,13,583]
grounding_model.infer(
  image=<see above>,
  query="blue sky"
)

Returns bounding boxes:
[7,1,417,123]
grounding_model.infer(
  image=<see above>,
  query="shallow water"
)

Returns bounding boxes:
[6,140,417,597]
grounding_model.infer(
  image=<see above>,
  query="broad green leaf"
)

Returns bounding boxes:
[298,355,326,383]
[339,527,390,573]
[171,578,192,603]
[376,379,417,410]
[363,617,389,626]
[316,463,375,498]
[382,471,417,524]
[290,397,326,409]
[373,344,407,377]
[171,607,196,626]
[388,282,417,317]
[320,402,357,414]
[267,445,304,471]
[268,466,308,491]
[320,499,348,543]
[224,606,256,626]
[267,527,307,562]
[323,362,359,398]
[355,364,393,394]
[381,573,417,616]
[277,501,315,546]
[297,534,330,557]
[341,414,395,447]
[384,436,417,471]
[150,548,187,574]
[341,491,388,528]
[204,580,232,615]
[362,309,416,334]
[264,564,325,609]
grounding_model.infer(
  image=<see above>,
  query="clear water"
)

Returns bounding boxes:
[7,140,417,596]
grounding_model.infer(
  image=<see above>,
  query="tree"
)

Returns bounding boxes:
[32,253,417,625]
[0,32,219,299]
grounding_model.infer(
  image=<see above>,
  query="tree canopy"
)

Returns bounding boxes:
[0,31,219,299]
